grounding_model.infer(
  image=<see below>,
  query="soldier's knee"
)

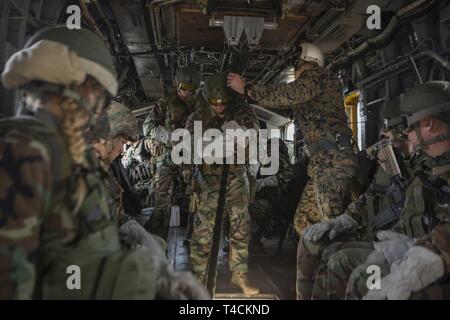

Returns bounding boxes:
[326,250,349,273]
[300,238,323,257]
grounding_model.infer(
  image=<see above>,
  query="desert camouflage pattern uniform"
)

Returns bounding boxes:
[186,98,259,284]
[251,65,357,235]
[250,65,357,299]
[330,151,450,299]
[142,92,200,240]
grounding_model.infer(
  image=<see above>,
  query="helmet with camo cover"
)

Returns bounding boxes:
[175,64,201,91]
[106,101,138,140]
[400,81,450,150]
[202,72,230,107]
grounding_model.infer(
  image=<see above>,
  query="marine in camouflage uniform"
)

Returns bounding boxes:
[89,101,139,225]
[297,99,414,299]
[186,73,259,295]
[228,42,358,299]
[327,81,450,300]
[0,27,156,299]
[142,64,202,241]
[229,43,357,235]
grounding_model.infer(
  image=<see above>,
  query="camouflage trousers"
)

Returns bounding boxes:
[312,242,373,299]
[345,260,450,300]
[190,171,251,284]
[293,149,357,235]
[145,159,174,241]
[296,236,362,299]
[294,149,357,299]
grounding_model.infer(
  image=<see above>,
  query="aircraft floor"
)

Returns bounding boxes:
[167,227,297,300]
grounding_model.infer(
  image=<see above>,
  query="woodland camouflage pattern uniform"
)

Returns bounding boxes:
[186,94,259,285]
[89,101,139,226]
[299,101,417,300]
[296,151,414,299]
[309,153,423,300]
[328,81,450,300]
[0,27,156,299]
[343,152,450,299]
[142,72,201,241]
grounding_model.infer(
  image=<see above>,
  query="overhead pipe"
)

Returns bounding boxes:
[357,49,450,88]
[329,0,437,68]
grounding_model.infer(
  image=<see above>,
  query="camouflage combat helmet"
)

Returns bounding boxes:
[400,81,450,149]
[400,81,450,126]
[106,101,138,140]
[2,26,117,96]
[175,64,201,91]
[202,72,230,106]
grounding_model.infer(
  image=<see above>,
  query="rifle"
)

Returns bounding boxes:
[366,139,407,229]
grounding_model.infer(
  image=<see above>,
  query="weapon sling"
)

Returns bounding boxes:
[205,164,230,296]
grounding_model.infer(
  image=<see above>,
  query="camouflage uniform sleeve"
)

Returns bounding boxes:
[0,134,52,299]
[415,223,450,273]
[142,98,167,138]
[251,69,324,108]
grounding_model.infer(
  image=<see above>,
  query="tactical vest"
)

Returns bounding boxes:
[360,167,396,241]
[393,161,450,238]
[359,154,413,241]
[0,114,156,299]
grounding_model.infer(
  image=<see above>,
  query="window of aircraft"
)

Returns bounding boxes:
[285,122,294,142]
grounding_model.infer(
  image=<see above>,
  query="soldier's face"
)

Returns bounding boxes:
[110,135,128,160]
[211,103,226,114]
[177,88,193,101]
[407,116,450,157]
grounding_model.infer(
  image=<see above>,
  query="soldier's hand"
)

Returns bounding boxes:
[372,231,414,264]
[155,125,171,145]
[302,213,358,242]
[227,73,245,95]
[363,246,444,300]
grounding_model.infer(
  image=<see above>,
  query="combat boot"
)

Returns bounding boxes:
[231,272,259,295]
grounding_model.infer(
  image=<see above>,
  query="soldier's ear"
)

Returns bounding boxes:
[421,116,434,132]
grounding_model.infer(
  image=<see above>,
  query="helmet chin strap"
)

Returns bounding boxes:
[412,124,450,153]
